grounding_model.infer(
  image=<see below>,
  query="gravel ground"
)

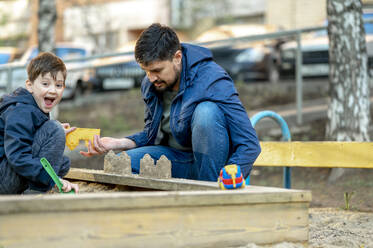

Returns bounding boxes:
[242,208,373,248]
[308,208,373,248]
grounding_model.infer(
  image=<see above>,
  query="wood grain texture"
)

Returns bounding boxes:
[65,168,219,191]
[256,141,373,168]
[0,188,311,214]
[0,191,310,247]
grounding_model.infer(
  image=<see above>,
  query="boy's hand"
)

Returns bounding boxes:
[61,123,76,136]
[60,178,79,193]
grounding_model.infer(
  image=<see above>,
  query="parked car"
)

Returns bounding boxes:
[196,24,281,83]
[87,53,145,91]
[209,44,280,83]
[280,12,373,78]
[196,24,277,43]
[0,43,90,99]
[279,34,330,78]
[0,47,21,64]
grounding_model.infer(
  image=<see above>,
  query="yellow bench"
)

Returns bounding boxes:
[252,141,373,188]
[249,111,372,188]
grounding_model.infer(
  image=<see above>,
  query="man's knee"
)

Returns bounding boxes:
[192,101,225,130]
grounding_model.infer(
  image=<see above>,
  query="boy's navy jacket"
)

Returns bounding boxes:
[0,87,53,189]
[127,43,261,174]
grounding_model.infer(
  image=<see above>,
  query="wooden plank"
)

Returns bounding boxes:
[0,188,311,214]
[255,141,373,168]
[0,203,309,247]
[65,168,219,191]
[0,189,311,247]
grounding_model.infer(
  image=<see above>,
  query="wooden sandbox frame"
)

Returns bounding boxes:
[0,168,311,248]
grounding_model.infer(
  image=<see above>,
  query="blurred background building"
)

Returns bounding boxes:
[0,0,373,55]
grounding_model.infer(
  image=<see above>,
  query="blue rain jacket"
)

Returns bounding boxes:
[0,88,53,188]
[127,43,261,172]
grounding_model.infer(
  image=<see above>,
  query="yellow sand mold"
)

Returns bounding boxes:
[66,128,101,150]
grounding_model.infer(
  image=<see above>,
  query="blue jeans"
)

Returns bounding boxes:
[126,101,230,181]
[0,120,70,194]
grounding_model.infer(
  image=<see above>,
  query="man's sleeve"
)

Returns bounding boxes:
[207,79,261,175]
[218,99,261,174]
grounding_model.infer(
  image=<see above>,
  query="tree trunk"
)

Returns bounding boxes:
[37,0,56,53]
[326,0,370,182]
[38,0,58,119]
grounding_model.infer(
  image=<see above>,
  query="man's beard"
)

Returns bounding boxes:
[155,66,180,92]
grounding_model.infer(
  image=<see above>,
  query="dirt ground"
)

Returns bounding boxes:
[59,85,373,248]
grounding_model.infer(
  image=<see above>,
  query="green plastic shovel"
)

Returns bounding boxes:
[40,157,75,194]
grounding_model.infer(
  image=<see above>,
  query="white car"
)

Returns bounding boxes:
[280,12,373,78]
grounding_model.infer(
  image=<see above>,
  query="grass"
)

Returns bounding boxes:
[98,115,131,136]
[59,89,144,137]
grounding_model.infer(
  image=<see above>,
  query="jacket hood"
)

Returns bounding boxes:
[181,43,213,69]
[180,43,213,90]
[0,87,38,114]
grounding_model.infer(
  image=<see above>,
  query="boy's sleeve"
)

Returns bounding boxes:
[3,108,53,188]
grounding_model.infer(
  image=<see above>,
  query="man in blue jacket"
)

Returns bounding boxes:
[81,23,261,181]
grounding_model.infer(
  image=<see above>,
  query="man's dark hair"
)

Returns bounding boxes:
[27,52,67,83]
[135,23,181,65]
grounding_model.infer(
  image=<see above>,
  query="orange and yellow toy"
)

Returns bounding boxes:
[218,164,246,190]
[66,128,100,150]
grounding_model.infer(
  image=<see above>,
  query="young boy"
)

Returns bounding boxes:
[0,52,79,194]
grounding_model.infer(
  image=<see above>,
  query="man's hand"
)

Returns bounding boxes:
[61,123,76,136]
[79,135,136,157]
[60,178,79,193]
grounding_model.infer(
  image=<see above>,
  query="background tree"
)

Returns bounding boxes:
[38,0,58,119]
[326,0,370,182]
[38,0,56,53]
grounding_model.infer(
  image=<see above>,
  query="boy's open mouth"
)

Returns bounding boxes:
[44,97,55,107]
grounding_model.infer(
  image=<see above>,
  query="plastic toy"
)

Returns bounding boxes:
[66,128,100,150]
[218,164,246,190]
[40,157,75,194]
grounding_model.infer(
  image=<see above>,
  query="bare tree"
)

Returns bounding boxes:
[38,0,56,53]
[79,3,112,54]
[65,0,113,54]
[38,0,58,119]
[326,0,370,182]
